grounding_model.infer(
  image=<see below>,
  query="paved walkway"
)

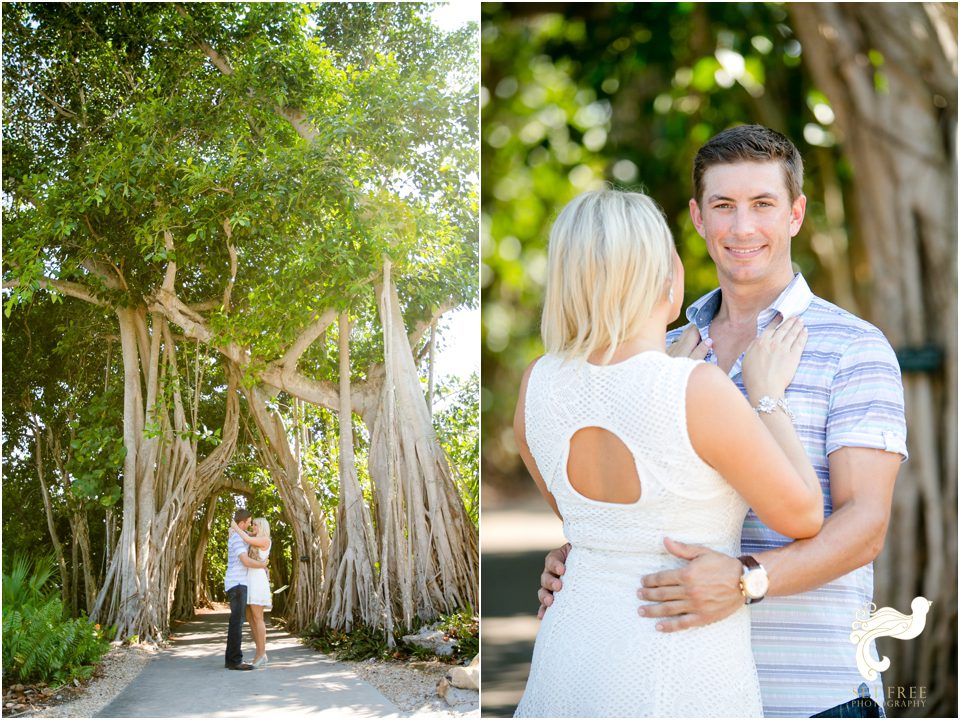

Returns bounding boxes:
[96,609,400,717]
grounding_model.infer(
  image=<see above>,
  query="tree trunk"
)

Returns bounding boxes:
[243,385,331,632]
[791,5,957,716]
[96,305,145,638]
[194,495,219,608]
[33,424,71,613]
[366,262,479,635]
[74,509,97,614]
[92,308,241,640]
[320,313,384,632]
[427,319,437,417]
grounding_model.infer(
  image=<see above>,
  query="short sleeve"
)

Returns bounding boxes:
[826,328,908,461]
[230,533,246,562]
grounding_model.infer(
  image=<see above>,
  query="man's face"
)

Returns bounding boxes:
[689,160,805,290]
[238,518,251,531]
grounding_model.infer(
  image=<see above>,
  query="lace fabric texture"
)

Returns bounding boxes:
[246,541,272,609]
[514,352,762,718]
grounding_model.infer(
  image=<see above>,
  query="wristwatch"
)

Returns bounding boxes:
[738,555,769,604]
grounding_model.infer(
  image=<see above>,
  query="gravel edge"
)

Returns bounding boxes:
[345,658,479,717]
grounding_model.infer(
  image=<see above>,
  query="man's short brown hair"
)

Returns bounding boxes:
[693,124,804,204]
[234,508,252,523]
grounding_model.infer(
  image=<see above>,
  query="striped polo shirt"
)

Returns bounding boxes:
[224,531,249,592]
[667,273,908,717]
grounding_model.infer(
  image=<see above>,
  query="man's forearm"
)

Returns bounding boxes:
[759,502,885,597]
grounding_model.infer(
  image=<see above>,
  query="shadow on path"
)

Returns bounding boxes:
[96,609,400,718]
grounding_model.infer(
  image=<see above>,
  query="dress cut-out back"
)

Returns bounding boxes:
[514,352,762,718]
[567,427,642,504]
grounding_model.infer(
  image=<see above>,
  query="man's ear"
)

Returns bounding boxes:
[689,198,706,238]
[789,194,807,237]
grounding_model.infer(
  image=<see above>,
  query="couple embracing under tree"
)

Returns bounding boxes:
[514,125,907,718]
[223,508,274,671]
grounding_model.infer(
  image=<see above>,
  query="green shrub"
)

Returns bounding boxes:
[303,623,394,661]
[438,607,479,660]
[2,554,111,685]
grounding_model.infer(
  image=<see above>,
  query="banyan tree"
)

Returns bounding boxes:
[3,2,478,640]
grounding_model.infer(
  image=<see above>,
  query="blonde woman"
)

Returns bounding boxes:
[512,189,823,717]
[231,517,272,668]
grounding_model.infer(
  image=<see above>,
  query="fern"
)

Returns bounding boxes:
[2,556,110,685]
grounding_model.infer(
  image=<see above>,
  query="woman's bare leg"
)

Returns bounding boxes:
[250,605,266,660]
[259,607,268,659]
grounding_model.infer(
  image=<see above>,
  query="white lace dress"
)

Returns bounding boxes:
[514,352,762,718]
[246,541,272,610]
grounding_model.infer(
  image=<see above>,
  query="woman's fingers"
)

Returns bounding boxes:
[771,316,803,344]
[780,317,802,344]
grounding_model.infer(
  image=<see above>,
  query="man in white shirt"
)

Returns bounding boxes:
[224,508,268,670]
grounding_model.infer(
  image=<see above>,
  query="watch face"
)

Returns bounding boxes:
[744,571,769,598]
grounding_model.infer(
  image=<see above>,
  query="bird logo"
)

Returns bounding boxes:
[850,597,932,681]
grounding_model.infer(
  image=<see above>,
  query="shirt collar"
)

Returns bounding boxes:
[685,272,814,332]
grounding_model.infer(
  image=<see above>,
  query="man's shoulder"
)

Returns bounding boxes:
[228,532,246,550]
[803,295,893,346]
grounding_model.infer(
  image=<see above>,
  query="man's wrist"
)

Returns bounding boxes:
[738,555,769,604]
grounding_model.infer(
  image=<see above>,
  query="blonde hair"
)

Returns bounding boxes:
[541,189,674,362]
[247,518,270,561]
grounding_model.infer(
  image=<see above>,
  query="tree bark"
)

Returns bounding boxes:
[320,313,384,631]
[366,262,479,636]
[243,385,330,632]
[33,426,70,612]
[791,5,957,715]
[194,495,219,608]
[92,307,242,640]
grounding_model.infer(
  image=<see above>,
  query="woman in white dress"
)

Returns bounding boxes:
[231,517,272,668]
[513,189,823,717]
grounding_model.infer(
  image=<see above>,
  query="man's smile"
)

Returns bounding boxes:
[726,244,766,258]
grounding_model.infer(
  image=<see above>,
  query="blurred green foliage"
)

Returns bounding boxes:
[481,2,861,488]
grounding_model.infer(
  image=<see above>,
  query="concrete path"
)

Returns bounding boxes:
[96,609,400,717]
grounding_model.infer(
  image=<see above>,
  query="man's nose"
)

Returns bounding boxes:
[732,209,756,238]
